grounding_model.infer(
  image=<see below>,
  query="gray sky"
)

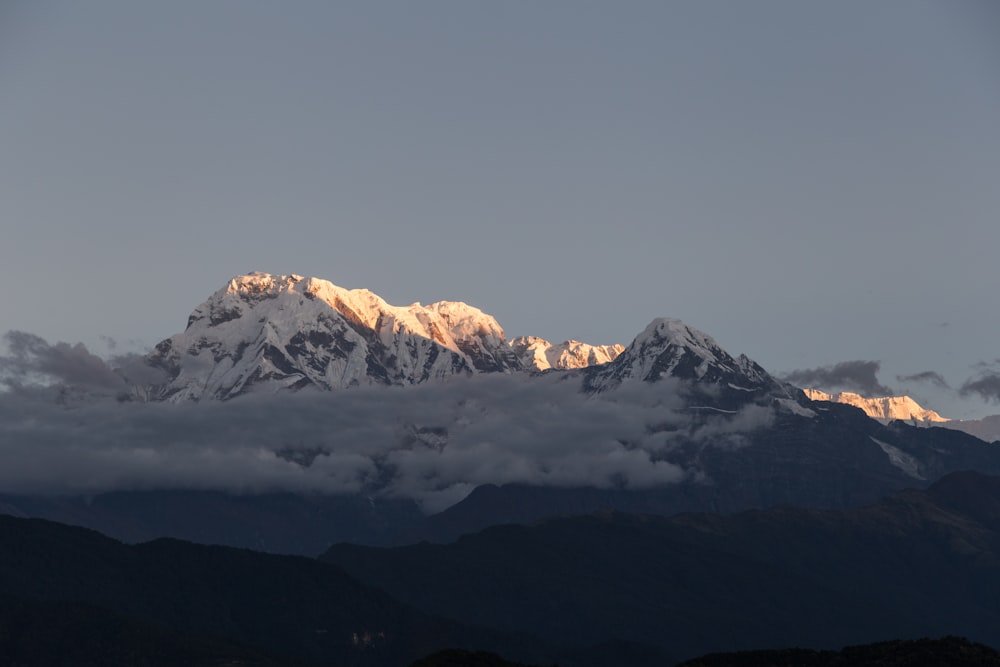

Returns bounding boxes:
[2,1,999,418]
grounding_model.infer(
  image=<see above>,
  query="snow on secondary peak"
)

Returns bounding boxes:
[583,317,781,397]
[803,389,948,423]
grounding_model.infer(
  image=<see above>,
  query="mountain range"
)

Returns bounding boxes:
[5,271,1000,664]
[141,271,807,412]
[4,271,1000,553]
[4,471,1000,665]
[147,272,624,401]
[323,470,1000,663]
[144,272,993,438]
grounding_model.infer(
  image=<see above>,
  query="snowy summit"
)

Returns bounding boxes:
[149,273,626,401]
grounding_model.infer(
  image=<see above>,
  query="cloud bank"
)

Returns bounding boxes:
[0,332,778,513]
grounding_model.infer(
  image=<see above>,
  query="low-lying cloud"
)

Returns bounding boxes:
[0,332,781,513]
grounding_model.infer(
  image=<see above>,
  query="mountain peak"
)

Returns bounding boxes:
[154,272,519,401]
[154,272,632,401]
[226,271,302,293]
[634,318,728,366]
[584,317,778,397]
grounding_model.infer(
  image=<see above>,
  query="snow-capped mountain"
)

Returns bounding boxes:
[509,336,624,371]
[801,389,1000,443]
[13,272,1000,555]
[583,318,787,401]
[148,274,792,403]
[149,273,627,401]
[150,273,511,400]
[803,389,948,423]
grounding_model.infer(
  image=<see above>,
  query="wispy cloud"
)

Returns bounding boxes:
[781,360,892,397]
[896,371,950,389]
[960,362,1000,404]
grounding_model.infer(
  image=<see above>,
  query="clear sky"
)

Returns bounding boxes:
[2,1,999,418]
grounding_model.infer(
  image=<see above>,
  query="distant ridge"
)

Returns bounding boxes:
[801,389,1000,444]
[803,388,948,423]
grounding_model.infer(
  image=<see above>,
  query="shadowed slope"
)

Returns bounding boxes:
[325,471,1000,662]
[0,516,549,667]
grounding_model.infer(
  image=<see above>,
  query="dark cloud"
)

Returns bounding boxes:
[960,365,1000,403]
[781,360,892,397]
[0,331,168,399]
[896,371,950,389]
[110,352,171,393]
[0,351,787,513]
[1,331,124,390]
